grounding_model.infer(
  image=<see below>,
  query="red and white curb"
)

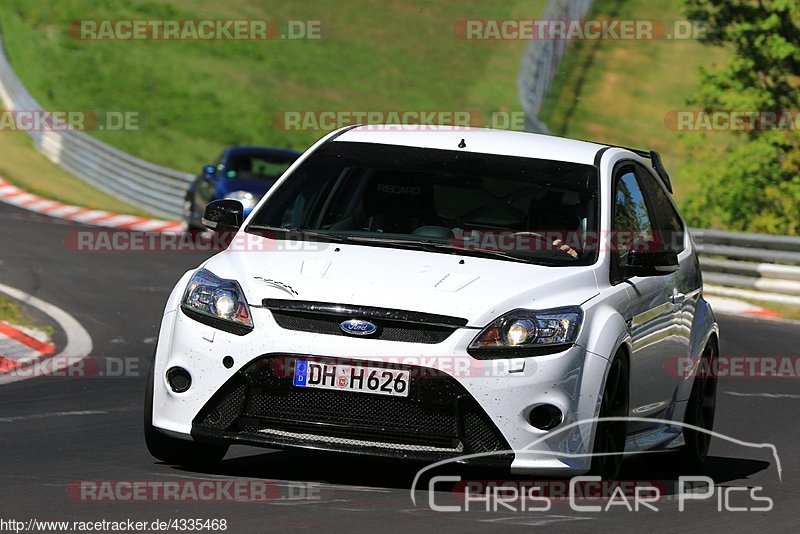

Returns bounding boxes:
[0,321,55,374]
[0,282,92,384]
[704,293,780,319]
[0,178,183,233]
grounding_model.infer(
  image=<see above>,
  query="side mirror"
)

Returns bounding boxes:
[202,199,243,231]
[623,246,679,277]
[202,165,215,176]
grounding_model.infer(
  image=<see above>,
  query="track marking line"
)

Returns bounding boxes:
[725,391,800,399]
[0,406,136,423]
[478,515,592,526]
[269,499,346,506]
[0,410,105,423]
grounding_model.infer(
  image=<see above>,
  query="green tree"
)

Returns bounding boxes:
[681,0,800,235]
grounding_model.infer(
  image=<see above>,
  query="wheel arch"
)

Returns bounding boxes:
[678,296,720,402]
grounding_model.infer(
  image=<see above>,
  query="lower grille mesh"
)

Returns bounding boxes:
[462,406,510,453]
[194,355,510,457]
[242,387,458,447]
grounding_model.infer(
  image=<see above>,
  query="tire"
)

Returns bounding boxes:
[679,340,718,466]
[183,198,203,231]
[589,354,629,480]
[144,361,228,466]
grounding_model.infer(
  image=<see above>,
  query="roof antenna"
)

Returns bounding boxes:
[458,138,466,148]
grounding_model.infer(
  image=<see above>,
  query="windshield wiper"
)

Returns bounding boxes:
[345,236,538,264]
[246,228,558,265]
[424,241,539,264]
[247,225,348,243]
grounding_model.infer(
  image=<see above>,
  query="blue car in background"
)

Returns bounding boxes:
[184,146,301,230]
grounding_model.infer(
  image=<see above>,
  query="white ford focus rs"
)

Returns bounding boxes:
[145,125,719,479]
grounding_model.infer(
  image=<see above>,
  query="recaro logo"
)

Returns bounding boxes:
[377,184,421,195]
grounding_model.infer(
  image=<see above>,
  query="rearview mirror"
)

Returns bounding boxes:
[202,165,215,176]
[202,199,243,231]
[623,244,679,277]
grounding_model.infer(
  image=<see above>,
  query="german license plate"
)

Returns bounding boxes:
[293,359,409,397]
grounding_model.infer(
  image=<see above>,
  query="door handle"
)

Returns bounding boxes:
[670,293,686,305]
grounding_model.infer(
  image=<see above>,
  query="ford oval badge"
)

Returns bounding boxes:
[339,319,378,336]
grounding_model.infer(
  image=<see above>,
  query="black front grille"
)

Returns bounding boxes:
[270,310,456,344]
[193,355,510,459]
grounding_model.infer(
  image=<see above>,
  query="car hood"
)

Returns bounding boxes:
[203,238,600,327]
[215,178,276,198]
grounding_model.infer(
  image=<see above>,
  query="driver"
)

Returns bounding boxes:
[552,238,579,259]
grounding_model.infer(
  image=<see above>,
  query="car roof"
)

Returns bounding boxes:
[333,125,609,166]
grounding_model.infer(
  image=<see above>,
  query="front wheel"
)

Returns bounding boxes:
[144,362,228,466]
[589,354,629,480]
[679,340,718,466]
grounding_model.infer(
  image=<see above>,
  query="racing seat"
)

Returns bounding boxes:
[359,171,437,234]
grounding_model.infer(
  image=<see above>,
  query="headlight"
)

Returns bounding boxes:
[224,190,258,210]
[468,306,583,358]
[180,269,253,335]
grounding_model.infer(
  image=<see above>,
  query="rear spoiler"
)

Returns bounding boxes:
[608,145,674,194]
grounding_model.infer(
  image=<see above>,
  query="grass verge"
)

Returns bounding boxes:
[0,294,40,330]
[1,0,545,173]
[539,0,729,200]
[0,124,154,216]
[0,0,546,216]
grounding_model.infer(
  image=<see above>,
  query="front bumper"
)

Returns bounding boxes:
[152,306,610,475]
[191,354,512,465]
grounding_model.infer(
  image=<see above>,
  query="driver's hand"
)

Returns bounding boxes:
[552,239,579,259]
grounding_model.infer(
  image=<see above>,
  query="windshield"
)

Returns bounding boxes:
[247,141,599,266]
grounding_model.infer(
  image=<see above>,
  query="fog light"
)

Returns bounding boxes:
[529,404,563,430]
[166,367,191,393]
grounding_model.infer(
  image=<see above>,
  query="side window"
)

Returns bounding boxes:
[635,164,685,253]
[612,166,655,281]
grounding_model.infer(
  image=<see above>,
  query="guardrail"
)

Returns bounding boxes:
[518,0,594,133]
[691,228,800,306]
[0,36,193,219]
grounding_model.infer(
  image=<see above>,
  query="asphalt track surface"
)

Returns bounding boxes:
[1,201,798,533]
